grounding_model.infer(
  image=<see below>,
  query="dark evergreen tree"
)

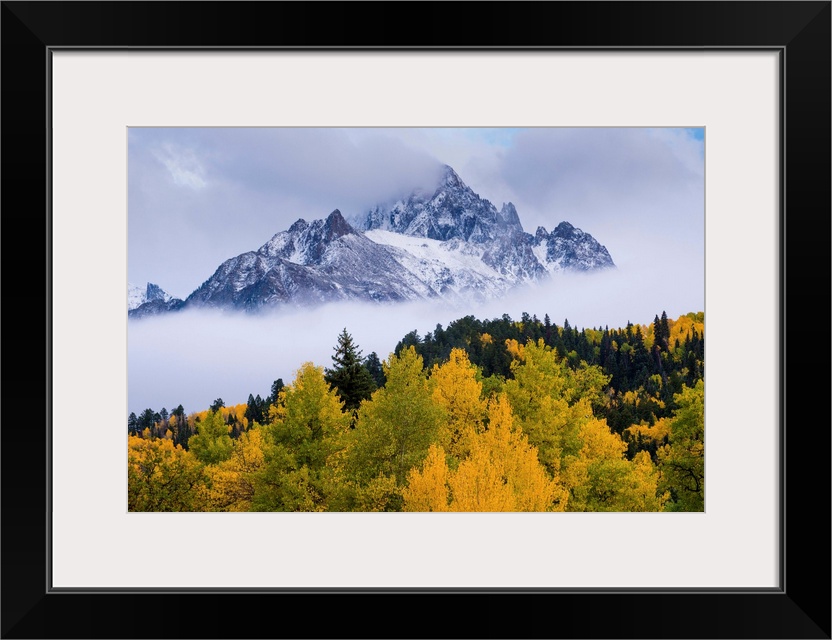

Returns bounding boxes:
[395,330,421,355]
[128,412,138,435]
[325,328,377,412]
[660,310,671,346]
[543,313,553,344]
[210,398,225,412]
[138,408,157,433]
[268,378,285,406]
[653,314,663,347]
[245,393,265,425]
[653,311,671,351]
[170,405,191,448]
[174,420,192,449]
[561,318,574,353]
[364,352,386,388]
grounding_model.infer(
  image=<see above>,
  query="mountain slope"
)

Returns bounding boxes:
[185,210,437,311]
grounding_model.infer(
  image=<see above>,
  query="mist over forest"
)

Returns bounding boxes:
[128,265,701,415]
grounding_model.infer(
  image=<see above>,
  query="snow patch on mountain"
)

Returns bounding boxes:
[128,283,147,310]
[364,229,511,303]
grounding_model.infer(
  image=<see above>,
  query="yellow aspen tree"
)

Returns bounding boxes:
[269,362,350,469]
[403,396,565,512]
[347,347,444,487]
[668,313,705,349]
[451,394,564,512]
[202,427,266,512]
[562,418,665,512]
[429,348,486,460]
[624,417,671,449]
[402,445,450,512]
[253,362,350,511]
[188,409,233,465]
[449,452,515,511]
[348,474,401,512]
[128,435,205,511]
[484,395,568,511]
[504,339,587,474]
[619,451,669,511]
[570,361,612,412]
[657,380,704,511]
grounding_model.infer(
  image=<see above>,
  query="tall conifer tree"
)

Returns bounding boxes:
[325,328,377,412]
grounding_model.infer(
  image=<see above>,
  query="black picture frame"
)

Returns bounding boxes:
[2,2,829,638]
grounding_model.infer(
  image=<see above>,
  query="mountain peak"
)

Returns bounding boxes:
[288,218,309,234]
[257,209,359,266]
[535,221,616,271]
[145,282,171,303]
[499,202,522,231]
[324,209,354,241]
[128,281,181,316]
[439,164,465,190]
[363,164,523,243]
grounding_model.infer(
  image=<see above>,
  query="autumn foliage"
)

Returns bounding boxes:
[128,313,704,512]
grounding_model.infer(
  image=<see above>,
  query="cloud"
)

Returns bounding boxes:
[152,143,207,190]
[493,128,702,223]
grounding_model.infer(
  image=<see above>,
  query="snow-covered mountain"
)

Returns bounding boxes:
[128,165,615,317]
[358,165,613,277]
[128,282,183,318]
[185,210,436,311]
[532,221,618,272]
[363,165,524,243]
[128,282,175,310]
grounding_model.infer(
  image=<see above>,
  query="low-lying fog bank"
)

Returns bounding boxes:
[128,266,703,415]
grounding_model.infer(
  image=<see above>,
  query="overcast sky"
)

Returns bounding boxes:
[128,128,704,414]
[128,127,704,298]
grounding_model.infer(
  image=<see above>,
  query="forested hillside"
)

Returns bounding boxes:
[128,312,704,512]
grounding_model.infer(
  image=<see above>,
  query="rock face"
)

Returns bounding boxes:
[128,165,615,317]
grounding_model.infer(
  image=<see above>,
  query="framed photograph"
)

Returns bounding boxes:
[3,2,829,638]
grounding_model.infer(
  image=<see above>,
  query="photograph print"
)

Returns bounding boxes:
[127,127,705,513]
